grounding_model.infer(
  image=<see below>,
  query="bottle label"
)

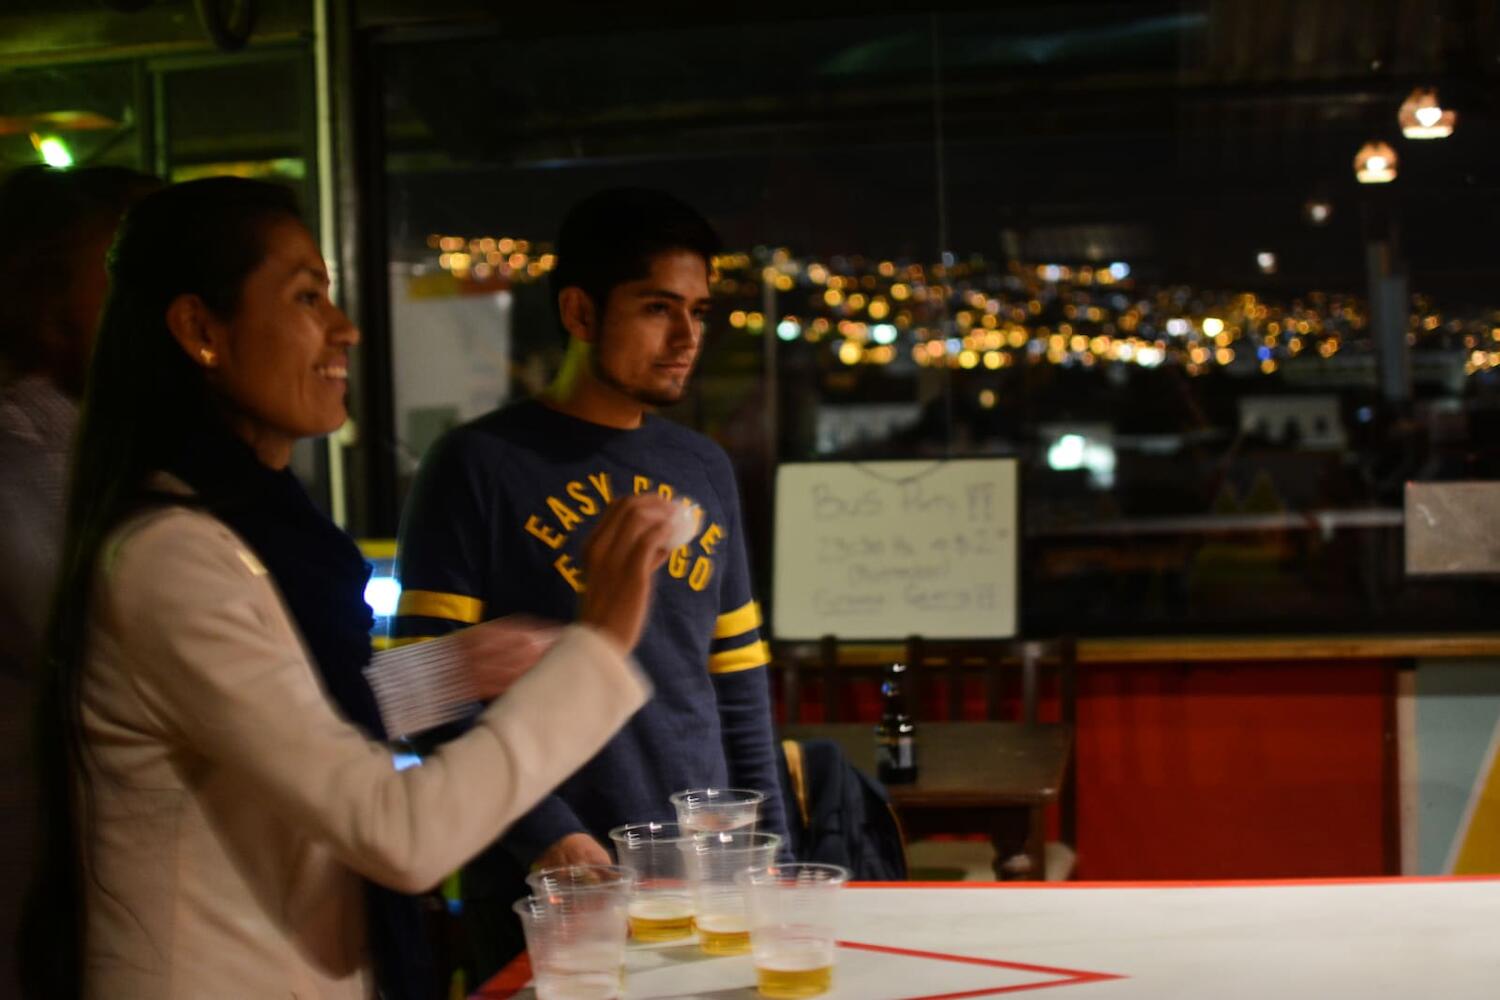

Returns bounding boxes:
[877,736,916,771]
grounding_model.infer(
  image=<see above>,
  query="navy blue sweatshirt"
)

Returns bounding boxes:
[394,399,787,872]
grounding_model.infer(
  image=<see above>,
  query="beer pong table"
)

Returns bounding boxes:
[474,876,1500,999]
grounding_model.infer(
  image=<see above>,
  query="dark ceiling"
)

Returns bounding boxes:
[3,1,1498,295]
[376,2,1500,295]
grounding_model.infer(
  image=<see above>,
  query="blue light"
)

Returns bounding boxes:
[1109,262,1130,280]
[1257,347,1272,362]
[365,576,401,618]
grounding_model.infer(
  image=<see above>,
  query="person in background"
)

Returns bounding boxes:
[394,187,787,978]
[18,176,680,999]
[0,164,158,996]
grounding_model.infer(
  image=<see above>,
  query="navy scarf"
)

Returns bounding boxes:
[166,426,432,1000]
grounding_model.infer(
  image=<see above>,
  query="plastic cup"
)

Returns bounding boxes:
[513,888,629,1000]
[684,830,782,956]
[608,822,695,943]
[739,863,849,998]
[526,863,636,901]
[670,787,765,835]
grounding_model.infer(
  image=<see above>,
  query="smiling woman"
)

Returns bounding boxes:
[164,217,358,468]
[18,177,683,1000]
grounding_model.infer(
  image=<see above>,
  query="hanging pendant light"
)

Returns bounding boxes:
[1354,142,1398,184]
[1399,87,1456,139]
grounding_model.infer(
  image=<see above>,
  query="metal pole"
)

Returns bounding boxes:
[762,262,778,522]
[312,0,348,528]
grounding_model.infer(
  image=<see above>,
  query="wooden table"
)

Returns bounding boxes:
[774,633,1500,665]
[476,877,1500,998]
[780,721,1071,879]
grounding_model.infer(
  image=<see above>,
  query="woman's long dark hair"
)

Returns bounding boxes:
[18,177,302,998]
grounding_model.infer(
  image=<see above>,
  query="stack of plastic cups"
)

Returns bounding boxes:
[683,831,783,955]
[513,864,634,999]
[608,821,696,943]
[739,863,850,998]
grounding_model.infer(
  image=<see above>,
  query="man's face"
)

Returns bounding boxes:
[589,249,711,408]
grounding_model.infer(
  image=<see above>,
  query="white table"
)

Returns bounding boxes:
[475,877,1500,999]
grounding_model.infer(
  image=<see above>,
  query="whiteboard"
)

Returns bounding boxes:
[772,459,1019,640]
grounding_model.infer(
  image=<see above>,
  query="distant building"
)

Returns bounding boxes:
[1238,395,1345,451]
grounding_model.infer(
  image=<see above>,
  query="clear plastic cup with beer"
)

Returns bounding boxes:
[739,863,849,999]
[669,786,765,834]
[684,830,782,956]
[512,871,632,1000]
[608,821,695,943]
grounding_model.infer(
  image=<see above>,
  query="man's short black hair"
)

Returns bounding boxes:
[549,187,721,329]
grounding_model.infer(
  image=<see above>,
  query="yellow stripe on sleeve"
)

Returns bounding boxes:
[396,589,485,624]
[357,538,398,560]
[708,639,770,675]
[713,600,763,640]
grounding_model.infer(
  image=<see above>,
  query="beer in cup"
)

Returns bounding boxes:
[739,863,849,998]
[684,830,781,955]
[608,821,695,942]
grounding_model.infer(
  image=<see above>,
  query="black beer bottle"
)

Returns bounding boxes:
[875,661,917,784]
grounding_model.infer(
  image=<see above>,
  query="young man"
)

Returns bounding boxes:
[394,187,786,976]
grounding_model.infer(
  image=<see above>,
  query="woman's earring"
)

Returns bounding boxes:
[199,347,217,367]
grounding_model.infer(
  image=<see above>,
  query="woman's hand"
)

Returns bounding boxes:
[577,494,681,654]
[451,615,563,700]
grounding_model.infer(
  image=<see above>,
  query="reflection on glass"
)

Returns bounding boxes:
[378,6,1500,634]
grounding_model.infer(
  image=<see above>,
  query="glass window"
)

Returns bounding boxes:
[162,52,313,194]
[376,4,1500,634]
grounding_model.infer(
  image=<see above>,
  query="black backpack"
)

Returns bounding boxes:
[777,737,908,881]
